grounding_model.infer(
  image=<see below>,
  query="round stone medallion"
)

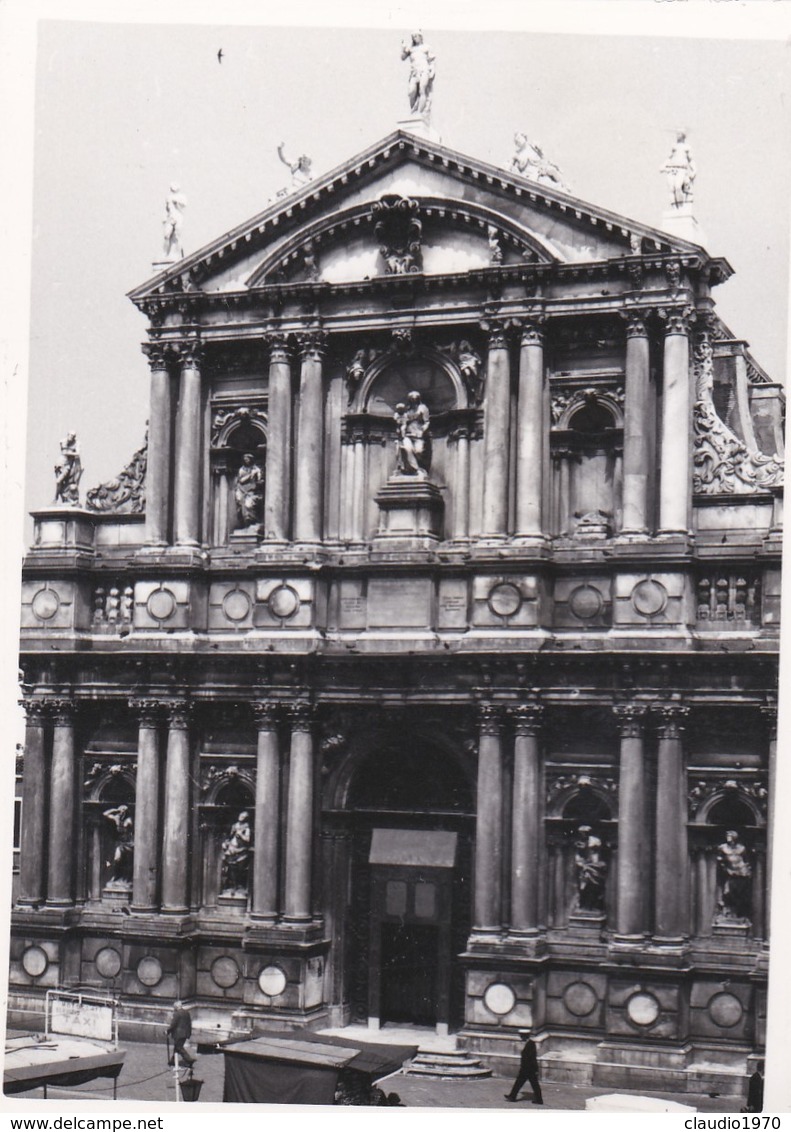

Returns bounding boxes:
[708,992,743,1029]
[562,981,598,1018]
[258,965,287,997]
[222,589,251,623]
[626,991,661,1027]
[268,584,300,620]
[211,955,241,989]
[146,587,177,622]
[483,982,516,1016]
[95,946,122,979]
[568,584,603,621]
[631,579,668,617]
[136,955,163,987]
[31,588,60,622]
[488,582,522,618]
[21,945,48,978]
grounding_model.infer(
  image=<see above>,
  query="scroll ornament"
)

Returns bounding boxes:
[85,435,147,514]
[692,334,783,494]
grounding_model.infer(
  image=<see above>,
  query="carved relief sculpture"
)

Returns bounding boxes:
[661,131,696,209]
[234,454,265,528]
[54,431,83,505]
[400,31,435,119]
[442,339,484,404]
[86,434,148,514]
[574,825,607,912]
[394,391,431,476]
[103,805,134,885]
[221,811,253,894]
[487,226,503,265]
[372,195,423,274]
[509,131,569,192]
[716,829,752,922]
[162,183,187,260]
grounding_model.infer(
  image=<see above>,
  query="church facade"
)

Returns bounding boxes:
[11,126,784,1095]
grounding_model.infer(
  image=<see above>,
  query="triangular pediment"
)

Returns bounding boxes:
[129,130,726,306]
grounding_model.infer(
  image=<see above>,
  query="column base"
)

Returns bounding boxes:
[249,912,279,925]
[44,899,73,909]
[130,904,159,915]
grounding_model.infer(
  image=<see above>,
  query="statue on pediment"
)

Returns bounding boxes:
[277,142,313,193]
[661,131,696,209]
[394,390,431,477]
[401,32,435,119]
[162,183,187,260]
[509,131,569,192]
[54,431,83,505]
[234,454,264,528]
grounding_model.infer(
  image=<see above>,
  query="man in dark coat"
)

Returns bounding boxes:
[167,1000,195,1067]
[742,1061,764,1113]
[504,1029,544,1105]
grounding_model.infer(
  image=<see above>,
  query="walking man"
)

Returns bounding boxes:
[504,1029,543,1105]
[167,1000,195,1067]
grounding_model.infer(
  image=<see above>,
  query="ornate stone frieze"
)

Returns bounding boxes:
[372,194,423,275]
[692,331,784,494]
[687,774,768,821]
[211,406,267,447]
[86,435,147,514]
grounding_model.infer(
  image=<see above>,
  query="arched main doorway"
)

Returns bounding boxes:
[326,735,474,1035]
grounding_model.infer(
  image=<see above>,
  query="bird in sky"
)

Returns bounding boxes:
[217,47,224,64]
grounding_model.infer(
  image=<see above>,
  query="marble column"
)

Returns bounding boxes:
[654,703,690,940]
[173,340,203,547]
[452,425,471,539]
[284,701,315,922]
[763,700,777,941]
[613,704,648,938]
[474,704,504,932]
[481,321,512,537]
[510,703,543,933]
[18,700,48,906]
[294,331,327,543]
[659,311,692,535]
[46,699,76,906]
[622,314,651,534]
[252,702,280,921]
[142,343,174,546]
[130,699,162,912]
[161,702,191,914]
[264,334,293,541]
[515,321,545,538]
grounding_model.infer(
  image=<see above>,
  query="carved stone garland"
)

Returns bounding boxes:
[85,435,148,514]
[692,331,784,494]
[371,195,423,275]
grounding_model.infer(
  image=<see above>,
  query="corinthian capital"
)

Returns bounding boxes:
[479,316,511,351]
[288,699,316,732]
[141,341,169,370]
[129,698,166,728]
[653,702,689,739]
[297,329,329,362]
[622,310,651,339]
[167,700,192,731]
[510,702,543,736]
[519,318,545,348]
[658,305,695,337]
[252,700,280,729]
[264,332,292,364]
[613,702,647,737]
[174,337,203,370]
[49,697,76,725]
[21,697,50,724]
[477,702,502,735]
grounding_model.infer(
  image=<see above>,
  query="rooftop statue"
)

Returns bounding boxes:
[162,183,187,260]
[661,130,696,209]
[54,431,83,506]
[509,131,569,192]
[277,141,313,194]
[393,390,431,477]
[401,32,435,119]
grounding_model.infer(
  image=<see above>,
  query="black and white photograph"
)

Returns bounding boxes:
[1,0,790,1118]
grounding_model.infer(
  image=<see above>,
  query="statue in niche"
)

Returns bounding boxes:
[277,142,313,193]
[509,131,569,192]
[661,131,696,209]
[400,31,435,118]
[716,829,752,921]
[54,431,83,505]
[234,454,264,528]
[162,183,187,260]
[394,391,431,477]
[103,805,134,885]
[221,811,252,894]
[574,825,607,912]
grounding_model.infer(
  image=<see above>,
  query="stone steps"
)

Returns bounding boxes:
[405,1048,492,1080]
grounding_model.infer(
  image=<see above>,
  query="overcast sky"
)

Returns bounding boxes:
[18,13,791,524]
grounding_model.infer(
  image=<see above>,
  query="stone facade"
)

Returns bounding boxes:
[13,130,783,1095]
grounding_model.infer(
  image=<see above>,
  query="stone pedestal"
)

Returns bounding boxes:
[568,910,606,937]
[374,476,444,548]
[397,116,441,143]
[661,205,706,246]
[229,526,261,547]
[217,893,249,916]
[102,880,132,905]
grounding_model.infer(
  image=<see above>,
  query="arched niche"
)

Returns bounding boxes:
[550,389,624,538]
[356,350,464,416]
[690,784,765,939]
[199,770,255,909]
[84,767,136,903]
[210,407,267,545]
[546,785,614,929]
